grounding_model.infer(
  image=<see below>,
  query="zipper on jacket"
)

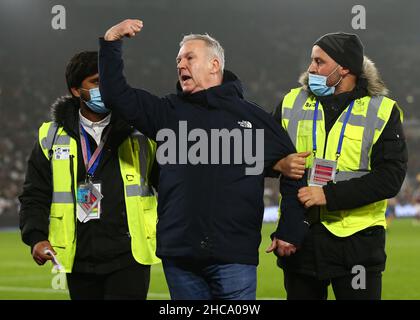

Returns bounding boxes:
[318,105,329,159]
[322,131,329,159]
[69,154,77,243]
[319,106,331,221]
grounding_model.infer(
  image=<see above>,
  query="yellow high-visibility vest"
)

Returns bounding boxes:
[38,121,160,272]
[280,87,399,237]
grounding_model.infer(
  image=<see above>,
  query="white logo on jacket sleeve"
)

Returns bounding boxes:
[237,120,252,128]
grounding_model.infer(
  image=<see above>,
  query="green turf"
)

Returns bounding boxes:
[1,219,420,300]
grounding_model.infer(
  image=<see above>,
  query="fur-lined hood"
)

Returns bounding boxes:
[50,95,80,126]
[49,95,132,137]
[298,56,389,96]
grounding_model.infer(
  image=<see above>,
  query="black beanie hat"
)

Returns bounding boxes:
[314,32,364,76]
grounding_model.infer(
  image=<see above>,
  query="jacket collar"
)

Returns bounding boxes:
[175,70,244,106]
[50,96,133,140]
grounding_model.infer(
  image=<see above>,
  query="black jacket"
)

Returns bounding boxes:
[273,59,407,277]
[99,38,308,265]
[272,59,407,213]
[19,97,158,274]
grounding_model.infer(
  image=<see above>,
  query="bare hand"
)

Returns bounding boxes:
[266,237,297,257]
[104,19,143,41]
[32,241,56,265]
[273,151,311,179]
[298,186,326,208]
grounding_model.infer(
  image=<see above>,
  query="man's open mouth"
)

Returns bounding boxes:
[181,75,192,81]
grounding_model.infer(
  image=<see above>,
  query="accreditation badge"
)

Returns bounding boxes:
[308,158,337,186]
[76,182,103,223]
[53,147,70,160]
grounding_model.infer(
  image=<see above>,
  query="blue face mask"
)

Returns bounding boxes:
[81,87,109,114]
[308,65,342,97]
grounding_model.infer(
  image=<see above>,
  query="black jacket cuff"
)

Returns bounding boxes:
[25,231,48,251]
[99,37,122,47]
[272,219,309,246]
[323,182,338,211]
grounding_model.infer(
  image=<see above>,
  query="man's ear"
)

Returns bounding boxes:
[210,58,221,74]
[340,67,351,77]
[70,87,81,98]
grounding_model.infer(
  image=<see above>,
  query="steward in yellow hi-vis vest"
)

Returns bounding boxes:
[19,51,159,300]
[271,33,407,300]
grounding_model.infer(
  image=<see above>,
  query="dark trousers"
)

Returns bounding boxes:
[66,264,150,300]
[283,270,382,300]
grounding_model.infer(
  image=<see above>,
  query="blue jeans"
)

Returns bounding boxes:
[162,258,257,300]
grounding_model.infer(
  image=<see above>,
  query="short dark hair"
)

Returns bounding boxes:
[65,51,98,95]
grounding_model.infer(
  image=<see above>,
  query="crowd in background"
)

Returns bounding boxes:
[1,57,419,225]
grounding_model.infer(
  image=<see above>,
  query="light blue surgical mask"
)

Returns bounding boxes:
[308,65,342,97]
[80,87,109,114]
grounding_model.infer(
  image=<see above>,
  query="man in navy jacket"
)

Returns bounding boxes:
[99,19,307,300]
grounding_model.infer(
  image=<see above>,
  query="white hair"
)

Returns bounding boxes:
[179,33,225,72]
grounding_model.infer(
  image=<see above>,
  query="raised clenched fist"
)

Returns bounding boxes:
[104,19,143,41]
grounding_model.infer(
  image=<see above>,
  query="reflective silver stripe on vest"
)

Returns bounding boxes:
[41,122,59,150]
[337,96,385,169]
[125,184,153,197]
[283,90,323,145]
[52,191,73,204]
[335,170,369,182]
[41,123,70,151]
[360,96,385,170]
[126,132,154,197]
[55,135,70,145]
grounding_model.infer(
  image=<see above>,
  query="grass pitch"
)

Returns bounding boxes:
[1,219,419,300]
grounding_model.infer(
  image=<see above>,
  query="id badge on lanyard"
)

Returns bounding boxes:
[76,124,110,223]
[309,158,337,186]
[308,100,354,186]
[77,181,103,223]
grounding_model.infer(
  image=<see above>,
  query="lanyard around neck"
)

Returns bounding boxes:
[312,100,355,160]
[79,124,111,177]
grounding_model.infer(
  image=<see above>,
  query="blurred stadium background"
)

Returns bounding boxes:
[1,0,420,299]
